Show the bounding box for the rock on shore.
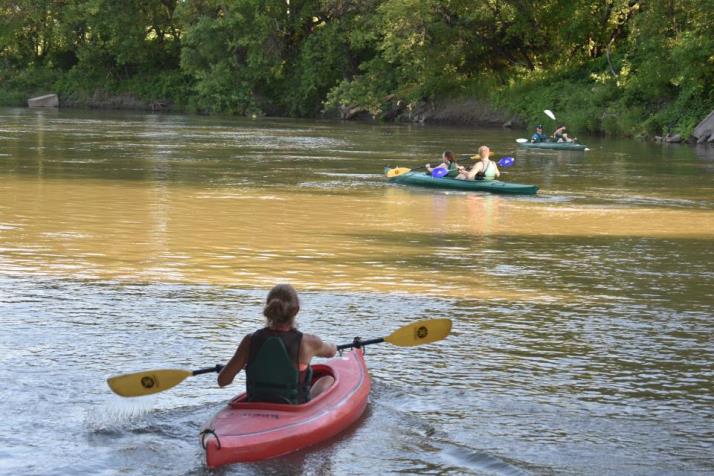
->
[692,110,714,143]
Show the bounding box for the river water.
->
[1,107,712,475]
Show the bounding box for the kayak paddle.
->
[431,167,449,178]
[337,318,452,350]
[388,157,514,179]
[107,318,452,397]
[516,138,529,143]
[498,156,515,167]
[458,155,515,167]
[544,109,556,120]
[107,364,224,397]
[385,166,414,178]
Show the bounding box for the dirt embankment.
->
[59,92,522,130]
[59,90,171,112]
[38,89,714,145]
[334,97,521,128]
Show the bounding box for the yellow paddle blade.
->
[107,369,192,397]
[386,167,411,178]
[384,318,452,347]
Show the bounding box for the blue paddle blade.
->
[432,167,448,178]
[498,156,515,168]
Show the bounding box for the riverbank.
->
[13,85,714,145]
[332,96,520,128]
[12,88,518,128]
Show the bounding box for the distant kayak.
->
[201,348,370,467]
[517,140,588,151]
[385,168,538,195]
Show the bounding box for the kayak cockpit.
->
[227,363,337,410]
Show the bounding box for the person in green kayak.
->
[455,145,500,181]
[553,125,577,143]
[530,124,548,143]
[425,150,459,177]
[218,284,337,403]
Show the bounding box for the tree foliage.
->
[0,0,712,136]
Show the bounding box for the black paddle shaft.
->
[192,364,224,376]
[336,337,384,351]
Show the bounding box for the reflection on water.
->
[2,178,713,301]
[1,108,713,475]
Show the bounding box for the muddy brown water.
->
[1,107,712,475]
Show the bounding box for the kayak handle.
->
[336,337,384,351]
[192,364,224,376]
[200,428,221,450]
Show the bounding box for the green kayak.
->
[517,140,587,151]
[385,169,538,195]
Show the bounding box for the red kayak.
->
[200,348,370,467]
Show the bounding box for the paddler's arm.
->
[218,334,250,387]
[303,334,337,360]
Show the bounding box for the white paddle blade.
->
[544,109,556,120]
[516,138,529,143]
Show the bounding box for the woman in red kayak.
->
[218,284,336,403]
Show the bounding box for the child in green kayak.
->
[553,125,577,143]
[218,284,337,403]
[425,150,459,177]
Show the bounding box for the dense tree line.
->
[1,0,712,136]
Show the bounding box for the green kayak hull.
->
[517,141,587,151]
[387,170,538,195]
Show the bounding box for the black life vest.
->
[245,328,311,404]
